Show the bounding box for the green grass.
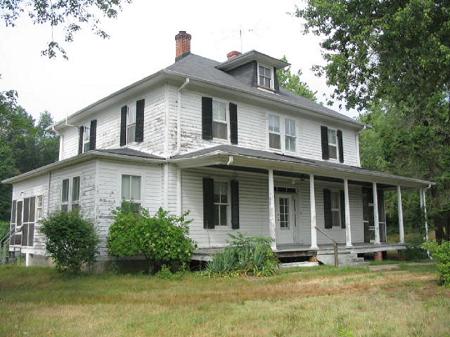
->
[0,264,449,337]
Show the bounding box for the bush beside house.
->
[40,211,99,273]
[422,241,450,286]
[107,202,196,274]
[207,233,279,276]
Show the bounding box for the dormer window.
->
[258,64,274,90]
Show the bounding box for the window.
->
[72,177,80,211]
[22,197,35,246]
[268,114,281,149]
[331,191,341,227]
[127,106,136,144]
[82,125,90,153]
[121,175,141,202]
[36,195,43,220]
[258,64,273,89]
[61,179,70,212]
[213,182,228,226]
[212,100,227,139]
[285,119,296,152]
[328,128,338,159]
[279,197,290,229]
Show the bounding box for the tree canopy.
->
[0,91,59,221]
[278,56,317,101]
[0,0,131,58]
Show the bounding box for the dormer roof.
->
[216,50,290,72]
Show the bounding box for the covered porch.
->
[171,145,432,260]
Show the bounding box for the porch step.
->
[316,252,368,267]
[279,261,319,269]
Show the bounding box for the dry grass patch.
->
[0,264,449,337]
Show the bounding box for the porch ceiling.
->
[171,145,433,189]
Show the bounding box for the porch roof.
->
[171,145,433,189]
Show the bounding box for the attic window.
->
[258,64,273,89]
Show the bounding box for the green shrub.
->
[422,241,450,286]
[107,202,196,273]
[207,233,278,276]
[0,220,9,239]
[41,211,99,273]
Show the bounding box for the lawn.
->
[0,263,449,337]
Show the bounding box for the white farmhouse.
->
[2,31,432,267]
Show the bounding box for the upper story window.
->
[327,128,338,159]
[285,119,296,152]
[212,100,227,139]
[82,125,90,153]
[214,181,228,226]
[127,106,136,144]
[121,175,141,203]
[268,114,281,149]
[258,64,274,89]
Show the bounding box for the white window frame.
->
[330,190,341,228]
[82,124,90,153]
[121,174,142,204]
[285,118,296,153]
[327,128,339,160]
[61,177,81,212]
[36,195,43,221]
[213,180,230,228]
[212,99,229,140]
[268,114,281,150]
[126,105,136,145]
[257,63,274,90]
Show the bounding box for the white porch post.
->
[268,169,277,250]
[397,185,405,244]
[344,178,352,247]
[420,188,429,241]
[373,182,381,244]
[310,174,318,249]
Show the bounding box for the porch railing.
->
[314,226,339,267]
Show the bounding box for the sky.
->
[0,0,355,123]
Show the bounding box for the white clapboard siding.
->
[59,86,166,160]
[181,168,365,248]
[173,87,361,166]
[95,160,163,254]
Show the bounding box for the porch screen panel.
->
[340,190,346,228]
[15,201,22,245]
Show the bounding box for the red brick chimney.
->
[175,31,191,60]
[227,50,241,60]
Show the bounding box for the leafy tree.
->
[108,203,196,273]
[297,0,450,112]
[0,0,131,58]
[0,91,59,221]
[298,1,450,241]
[278,56,317,101]
[41,211,99,273]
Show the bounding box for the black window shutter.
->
[323,188,332,229]
[340,190,346,228]
[78,126,84,154]
[135,99,145,143]
[120,105,127,146]
[203,178,215,229]
[229,103,238,145]
[321,126,329,160]
[231,180,239,229]
[337,129,344,163]
[202,97,213,140]
[89,120,97,150]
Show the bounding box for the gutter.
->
[175,78,190,155]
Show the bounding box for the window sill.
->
[257,86,276,93]
[207,226,232,231]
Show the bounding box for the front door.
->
[275,194,296,244]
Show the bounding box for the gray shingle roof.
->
[172,145,432,187]
[165,53,362,128]
[95,148,163,159]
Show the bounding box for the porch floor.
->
[192,242,407,261]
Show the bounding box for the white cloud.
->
[0,0,356,122]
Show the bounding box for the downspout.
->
[176,78,190,155]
